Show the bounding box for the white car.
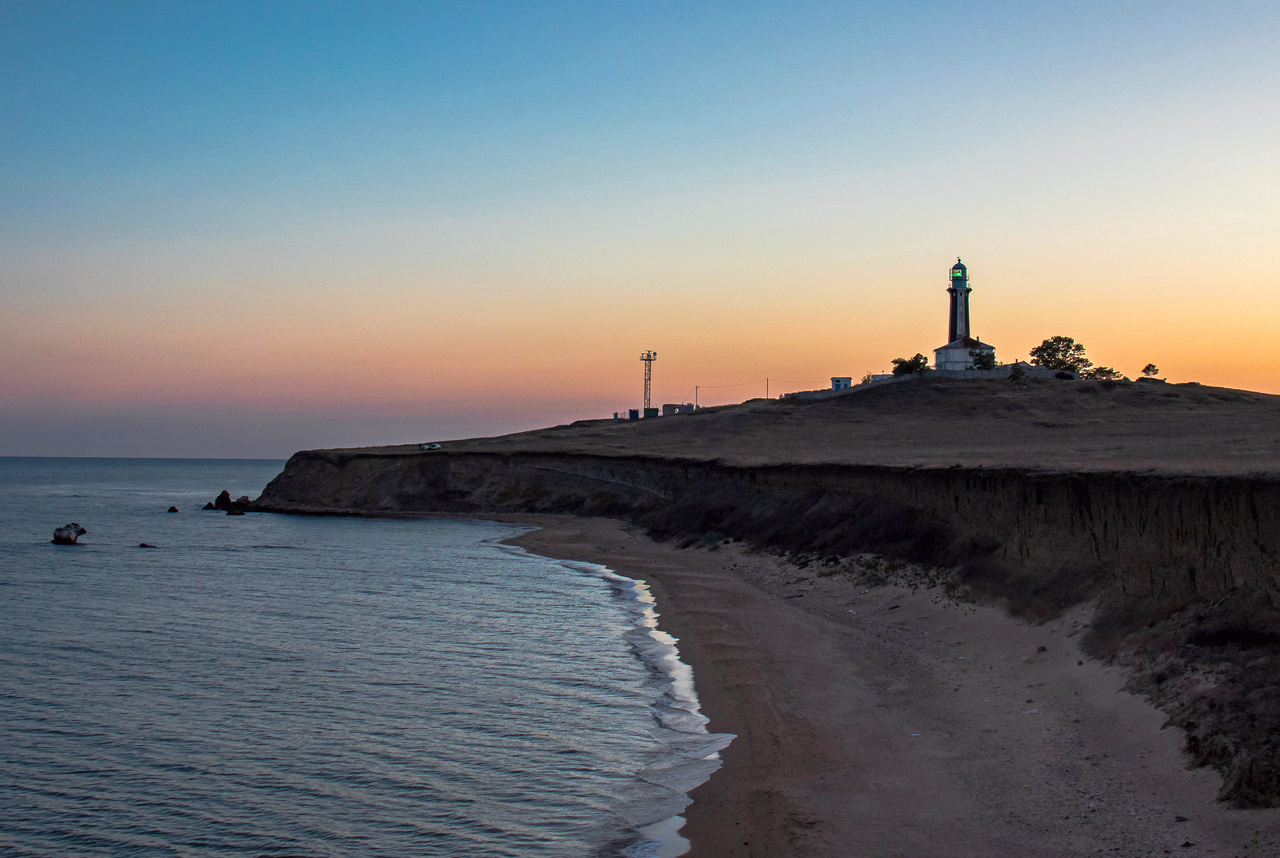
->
[418,443,442,451]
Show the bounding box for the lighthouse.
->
[933,257,997,371]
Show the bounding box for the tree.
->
[891,353,930,376]
[1085,366,1121,380]
[1029,336,1093,375]
[1009,363,1026,381]
[1142,363,1160,377]
[969,349,996,370]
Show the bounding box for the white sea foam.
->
[496,542,734,858]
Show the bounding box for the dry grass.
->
[429,377,1280,476]
[1083,584,1280,806]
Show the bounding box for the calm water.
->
[0,458,728,857]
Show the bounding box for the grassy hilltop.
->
[363,377,1280,476]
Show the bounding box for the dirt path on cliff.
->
[502,515,1280,858]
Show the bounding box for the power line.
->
[696,379,766,389]
[692,377,833,407]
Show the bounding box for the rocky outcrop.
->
[51,523,87,545]
[210,490,252,514]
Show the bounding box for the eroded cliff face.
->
[256,450,1280,605]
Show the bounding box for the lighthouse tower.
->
[933,257,997,371]
[947,258,971,342]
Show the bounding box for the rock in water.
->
[211,490,253,513]
[167,506,179,513]
[52,523,87,545]
[202,502,216,510]
[139,542,157,548]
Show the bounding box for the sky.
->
[2,1,1278,457]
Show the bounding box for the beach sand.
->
[503,515,1280,858]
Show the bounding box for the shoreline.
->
[500,514,1280,857]
[495,536,732,858]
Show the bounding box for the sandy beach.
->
[504,515,1280,858]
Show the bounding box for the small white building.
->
[831,377,853,390]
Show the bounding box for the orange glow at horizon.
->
[5,245,1279,425]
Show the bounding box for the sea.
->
[0,458,730,857]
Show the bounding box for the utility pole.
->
[640,351,657,414]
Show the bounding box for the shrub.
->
[891,353,930,376]
[969,349,997,370]
[1030,336,1094,374]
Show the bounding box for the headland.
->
[249,378,1280,854]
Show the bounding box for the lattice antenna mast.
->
[640,351,658,412]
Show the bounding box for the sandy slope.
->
[506,516,1280,858]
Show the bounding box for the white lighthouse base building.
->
[934,336,996,371]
